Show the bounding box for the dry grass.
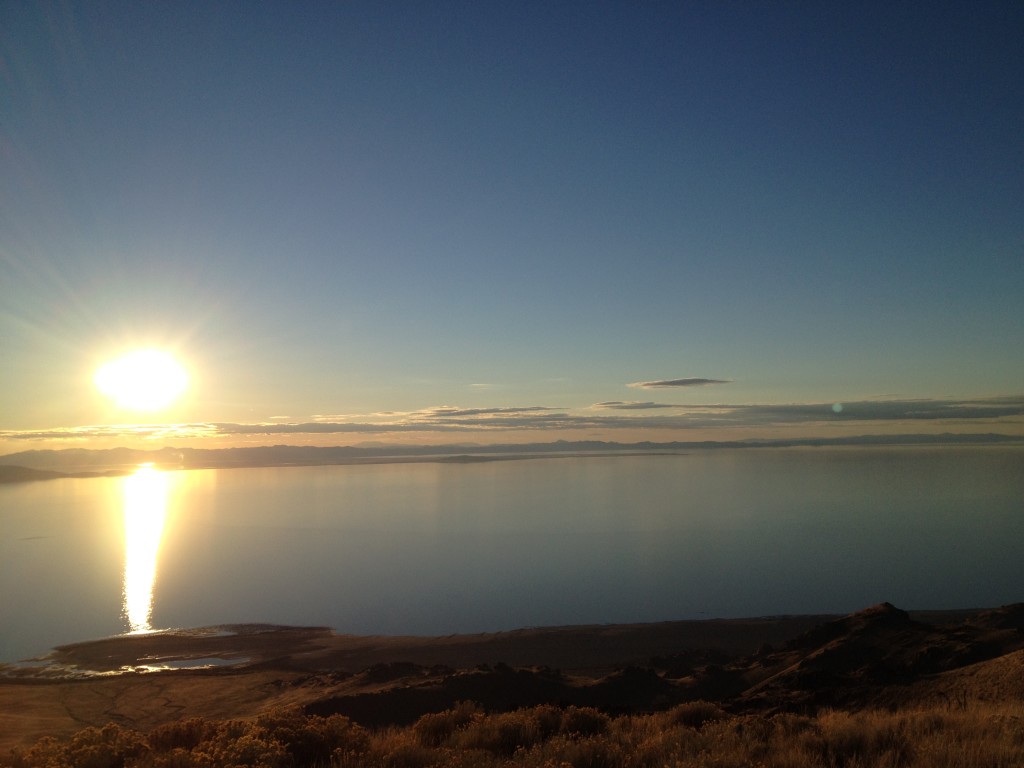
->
[5,700,1024,768]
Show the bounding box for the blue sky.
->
[2,1,1022,450]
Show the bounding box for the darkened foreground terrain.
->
[3,603,1024,766]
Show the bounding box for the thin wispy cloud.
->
[313,412,402,421]
[417,406,558,418]
[312,406,561,423]
[737,398,1024,424]
[0,423,222,441]
[211,422,457,434]
[629,378,732,389]
[594,401,681,410]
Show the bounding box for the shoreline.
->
[2,608,984,679]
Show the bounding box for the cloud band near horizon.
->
[2,396,1022,443]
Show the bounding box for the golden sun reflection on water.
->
[122,465,169,633]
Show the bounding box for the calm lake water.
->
[2,447,1023,663]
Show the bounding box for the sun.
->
[94,349,189,412]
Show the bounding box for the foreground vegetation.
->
[6,700,1024,768]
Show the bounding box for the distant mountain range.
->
[1,433,1020,478]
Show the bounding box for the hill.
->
[2,603,1023,754]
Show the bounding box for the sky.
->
[2,1,1023,453]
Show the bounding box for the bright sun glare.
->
[94,349,189,412]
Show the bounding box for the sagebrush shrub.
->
[413,702,482,747]
[8,700,1024,768]
[559,707,609,737]
[666,700,729,729]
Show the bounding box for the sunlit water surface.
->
[2,448,1022,662]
